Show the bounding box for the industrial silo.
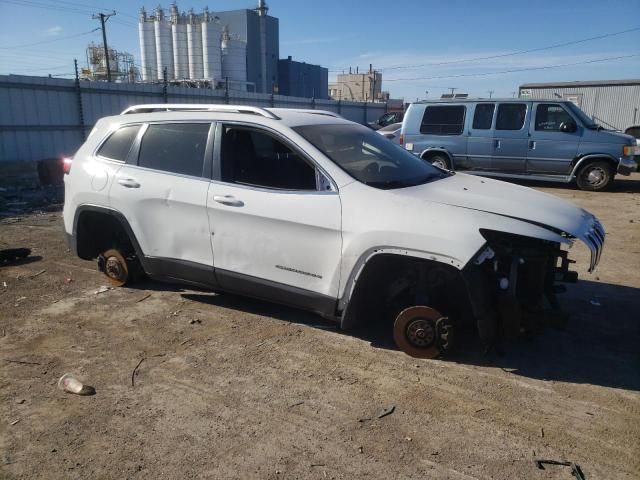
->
[138,8,157,81]
[221,28,247,85]
[186,10,204,79]
[170,3,188,79]
[201,8,222,82]
[154,6,174,80]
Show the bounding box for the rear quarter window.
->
[96,125,141,161]
[420,105,466,135]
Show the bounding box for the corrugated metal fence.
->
[0,74,388,168]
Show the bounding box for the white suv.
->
[63,104,605,358]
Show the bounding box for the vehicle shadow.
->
[183,278,640,391]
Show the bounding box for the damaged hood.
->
[401,173,594,237]
[397,173,605,271]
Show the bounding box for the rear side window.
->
[138,123,210,177]
[420,105,466,135]
[535,104,573,131]
[496,104,527,130]
[97,125,140,161]
[220,126,317,190]
[472,103,495,130]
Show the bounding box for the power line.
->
[380,26,640,71]
[383,53,640,82]
[0,28,99,49]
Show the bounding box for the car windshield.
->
[566,102,599,129]
[294,123,447,189]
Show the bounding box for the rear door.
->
[527,103,580,174]
[492,103,530,172]
[110,122,215,279]
[206,123,342,307]
[465,102,495,170]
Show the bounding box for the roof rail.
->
[268,108,343,118]
[120,104,281,119]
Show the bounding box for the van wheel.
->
[576,161,613,191]
[425,154,450,170]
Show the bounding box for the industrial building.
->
[329,67,384,102]
[278,56,328,99]
[519,79,640,131]
[138,1,278,93]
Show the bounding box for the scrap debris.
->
[377,405,396,419]
[131,358,145,387]
[534,459,586,480]
[58,373,96,396]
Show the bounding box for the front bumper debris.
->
[580,217,605,273]
[617,156,638,176]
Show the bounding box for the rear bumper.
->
[617,156,638,176]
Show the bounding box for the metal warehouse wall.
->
[520,84,640,131]
[0,74,388,172]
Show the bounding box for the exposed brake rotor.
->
[393,306,453,359]
[100,249,129,287]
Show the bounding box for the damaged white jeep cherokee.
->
[63,104,605,358]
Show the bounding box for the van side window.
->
[138,123,210,177]
[472,104,495,130]
[97,125,141,161]
[496,104,527,130]
[420,105,466,135]
[535,104,573,131]
[220,126,317,190]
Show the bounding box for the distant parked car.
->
[401,99,639,191]
[376,122,402,144]
[369,111,404,130]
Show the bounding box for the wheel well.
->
[420,150,450,162]
[342,254,473,329]
[574,156,617,173]
[76,210,135,260]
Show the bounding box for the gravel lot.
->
[1,174,639,479]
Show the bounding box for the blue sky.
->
[1,0,639,99]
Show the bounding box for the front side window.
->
[97,125,141,161]
[420,105,466,135]
[138,123,210,177]
[535,104,574,131]
[220,126,317,190]
[472,103,495,130]
[496,104,527,130]
[293,123,447,190]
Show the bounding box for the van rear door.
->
[492,103,529,172]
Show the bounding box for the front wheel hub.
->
[393,306,452,358]
[100,249,129,287]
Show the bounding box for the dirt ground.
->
[1,174,639,480]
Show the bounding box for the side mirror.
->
[560,121,577,133]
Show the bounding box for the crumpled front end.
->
[461,213,606,345]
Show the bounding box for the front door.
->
[465,102,495,170]
[527,103,580,174]
[206,123,342,310]
[492,103,530,172]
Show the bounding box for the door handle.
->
[494,139,502,149]
[213,195,244,207]
[117,178,140,188]
[529,140,536,150]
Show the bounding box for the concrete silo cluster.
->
[138,2,248,88]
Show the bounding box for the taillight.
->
[399,134,404,146]
[62,157,73,174]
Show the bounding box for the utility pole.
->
[449,87,457,97]
[92,11,116,82]
[488,90,494,99]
